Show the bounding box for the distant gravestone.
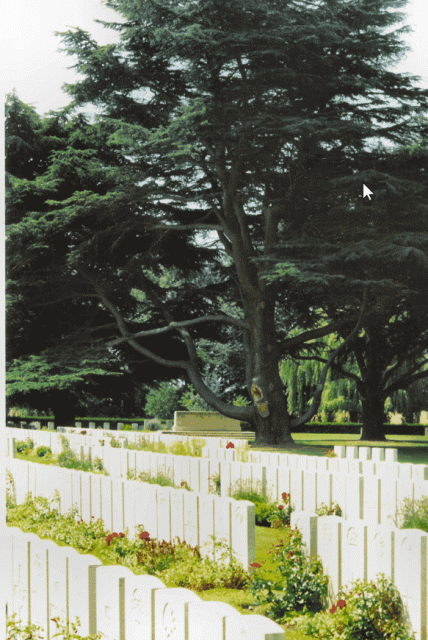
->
[173,411,241,432]
[103,422,110,430]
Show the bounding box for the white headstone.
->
[341,520,367,587]
[154,587,202,640]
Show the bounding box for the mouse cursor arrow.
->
[363,184,373,200]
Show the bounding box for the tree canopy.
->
[6,0,428,442]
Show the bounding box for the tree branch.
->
[384,359,428,396]
[107,314,250,347]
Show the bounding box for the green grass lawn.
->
[247,433,428,464]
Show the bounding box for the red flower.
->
[119,533,125,538]
[330,604,337,614]
[278,504,284,510]
[51,619,58,623]
[288,551,294,558]
[337,599,347,609]
[226,442,235,449]
[282,492,290,501]
[139,531,150,540]
[250,562,261,568]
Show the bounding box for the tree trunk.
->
[359,393,387,441]
[48,392,78,427]
[248,295,296,447]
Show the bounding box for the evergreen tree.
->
[8,0,428,443]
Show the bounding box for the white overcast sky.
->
[1,0,428,117]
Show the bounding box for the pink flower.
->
[226,442,235,449]
[282,492,290,501]
[330,604,337,614]
[139,531,150,540]
[250,562,261,568]
[278,504,284,510]
[337,599,347,609]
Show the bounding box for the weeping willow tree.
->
[280,331,428,427]
[280,331,363,424]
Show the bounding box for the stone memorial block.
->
[314,457,329,473]
[164,454,175,484]
[189,457,201,492]
[375,461,399,478]
[268,452,281,467]
[231,500,255,570]
[412,466,428,482]
[90,474,103,524]
[330,472,347,518]
[148,451,158,478]
[346,446,359,460]
[414,480,428,505]
[224,448,236,463]
[79,472,92,524]
[327,458,340,473]
[317,515,343,603]
[243,461,256,494]
[366,524,395,584]
[75,422,82,428]
[264,465,278,503]
[214,496,232,565]
[71,469,83,517]
[371,447,385,462]
[349,460,363,475]
[297,455,308,470]
[183,492,200,549]
[100,476,113,532]
[361,475,384,525]
[396,482,415,526]
[119,449,130,478]
[336,459,350,475]
[103,422,110,430]
[181,455,191,486]
[48,422,55,429]
[358,446,372,460]
[187,601,242,640]
[252,463,267,498]
[95,565,135,640]
[112,479,125,533]
[154,587,202,640]
[156,453,167,479]
[28,462,37,499]
[394,529,427,640]
[3,531,21,618]
[224,613,285,639]
[249,451,262,465]
[290,469,304,511]
[291,511,318,558]
[123,573,166,640]
[303,470,318,512]
[134,482,158,540]
[198,494,216,562]
[57,469,73,517]
[341,520,367,588]
[127,449,137,478]
[220,461,232,498]
[132,423,139,429]
[334,445,346,458]
[229,461,242,496]
[30,538,59,635]
[379,477,398,527]
[11,534,35,626]
[345,474,363,521]
[122,479,137,541]
[286,454,300,469]
[199,458,211,495]
[306,457,318,473]
[173,455,184,488]
[399,463,413,481]
[171,490,185,544]
[66,551,102,637]
[385,448,398,462]
[258,452,272,468]
[277,465,291,496]
[157,486,172,543]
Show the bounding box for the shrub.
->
[389,494,428,532]
[291,574,416,639]
[15,438,34,453]
[120,424,135,431]
[144,381,181,420]
[316,502,343,517]
[249,526,328,622]
[36,445,52,458]
[145,418,163,431]
[109,437,122,448]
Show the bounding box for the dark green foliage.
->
[144,382,182,420]
[6,0,428,443]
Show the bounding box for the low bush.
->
[15,438,34,453]
[290,574,416,639]
[36,445,52,458]
[145,418,163,431]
